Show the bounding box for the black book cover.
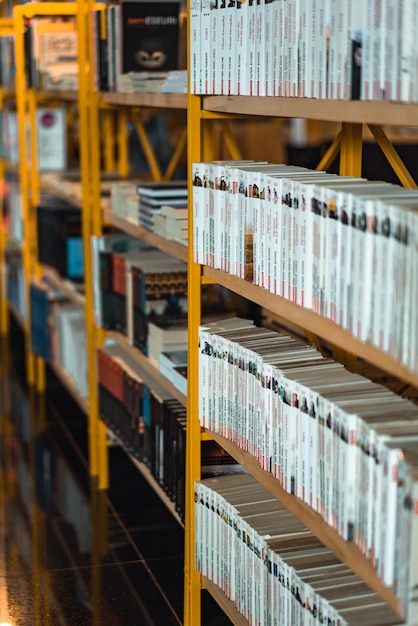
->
[120,1,180,74]
[99,250,116,330]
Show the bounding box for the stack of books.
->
[158,348,188,396]
[147,319,188,366]
[161,69,187,93]
[138,181,187,231]
[153,202,188,245]
[117,71,168,93]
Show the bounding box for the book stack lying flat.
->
[158,348,188,396]
[153,202,188,245]
[161,69,187,93]
[117,71,168,93]
[147,319,188,366]
[110,181,140,220]
[138,181,188,231]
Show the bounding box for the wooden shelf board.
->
[48,361,89,415]
[36,90,79,102]
[201,96,418,126]
[103,211,188,263]
[41,265,85,308]
[100,92,187,110]
[202,577,250,626]
[40,173,84,207]
[202,266,418,389]
[207,431,401,615]
[108,331,187,407]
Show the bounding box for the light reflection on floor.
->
[0,324,232,626]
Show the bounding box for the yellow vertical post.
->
[0,22,18,336]
[335,122,363,370]
[14,5,37,386]
[76,0,109,489]
[132,111,163,180]
[0,85,8,337]
[339,122,363,177]
[184,93,203,626]
[117,108,130,178]
[102,108,116,173]
[28,88,47,394]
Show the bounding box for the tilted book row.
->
[98,343,242,523]
[190,0,418,102]
[195,474,404,626]
[198,317,418,617]
[97,245,188,355]
[30,280,88,398]
[192,161,418,373]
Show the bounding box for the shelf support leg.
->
[316,130,342,172]
[163,127,187,181]
[339,122,363,177]
[368,124,418,188]
[133,112,163,181]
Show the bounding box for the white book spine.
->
[290,0,299,97]
[235,0,246,94]
[265,0,274,96]
[384,0,399,101]
[247,0,257,95]
[218,0,227,94]
[399,0,415,102]
[272,0,282,96]
[255,0,266,95]
[202,0,211,94]
[361,0,374,100]
[190,0,201,93]
[226,0,236,94]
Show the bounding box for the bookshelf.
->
[2,0,418,624]
[185,15,418,626]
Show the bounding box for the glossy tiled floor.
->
[0,320,233,625]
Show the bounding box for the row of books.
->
[0,4,185,94]
[195,473,405,626]
[93,1,183,93]
[0,35,14,90]
[30,279,88,398]
[97,245,188,355]
[6,251,26,321]
[193,160,418,373]
[98,343,240,522]
[3,178,24,244]
[198,317,418,611]
[190,0,417,102]
[0,108,67,171]
[37,192,84,283]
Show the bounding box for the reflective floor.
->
[0,318,232,625]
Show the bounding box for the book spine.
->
[190,0,202,93]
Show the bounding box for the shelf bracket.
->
[132,112,163,181]
[316,130,342,172]
[368,124,418,188]
[221,121,243,160]
[163,127,187,181]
